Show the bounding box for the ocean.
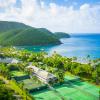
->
[18,34,100,59]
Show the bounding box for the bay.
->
[18,34,100,59]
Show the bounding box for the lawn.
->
[32,76,100,100]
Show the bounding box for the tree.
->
[56,70,65,84]
[92,62,100,85]
[0,63,10,78]
[0,85,15,100]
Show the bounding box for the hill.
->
[0,21,61,46]
[38,28,53,35]
[54,32,70,39]
[0,21,29,33]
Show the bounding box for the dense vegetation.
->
[0,59,34,100]
[0,79,15,100]
[0,21,28,33]
[54,32,70,38]
[0,28,61,46]
[0,21,61,46]
[0,47,100,99]
[0,47,100,85]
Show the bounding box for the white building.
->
[27,65,57,83]
[0,58,19,64]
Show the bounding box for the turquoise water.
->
[18,34,100,59]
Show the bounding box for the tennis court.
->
[31,89,61,100]
[32,76,100,100]
[19,79,45,90]
[11,71,27,77]
[11,71,30,81]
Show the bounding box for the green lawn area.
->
[11,71,27,77]
[19,79,45,90]
[32,76,100,100]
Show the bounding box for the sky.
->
[0,0,100,33]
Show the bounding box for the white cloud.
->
[80,4,90,10]
[0,0,16,8]
[0,0,100,33]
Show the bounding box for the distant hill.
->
[0,21,61,46]
[0,21,29,33]
[38,28,53,35]
[54,32,70,39]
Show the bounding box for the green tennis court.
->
[31,76,100,100]
[11,71,27,77]
[20,79,44,90]
[31,89,61,100]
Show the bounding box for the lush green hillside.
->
[0,21,61,46]
[38,28,53,35]
[0,21,29,33]
[54,32,70,39]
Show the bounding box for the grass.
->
[0,75,34,100]
[9,80,34,100]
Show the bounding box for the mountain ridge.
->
[0,21,61,46]
[0,21,70,46]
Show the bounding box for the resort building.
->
[0,58,19,64]
[27,65,57,83]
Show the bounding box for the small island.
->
[54,32,70,39]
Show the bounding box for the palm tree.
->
[0,64,9,78]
